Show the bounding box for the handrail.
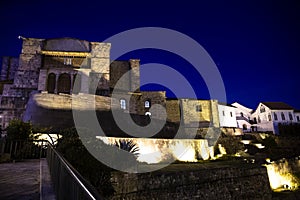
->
[47,143,104,200]
[0,139,48,159]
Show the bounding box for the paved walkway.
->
[0,159,55,200]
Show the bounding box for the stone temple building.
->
[0,37,223,138]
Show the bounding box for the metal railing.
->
[0,139,47,160]
[47,143,104,200]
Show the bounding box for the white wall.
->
[252,103,296,134]
[231,102,253,131]
[218,104,237,128]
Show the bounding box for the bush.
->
[6,119,33,140]
[56,128,114,197]
[261,136,277,150]
[216,134,244,155]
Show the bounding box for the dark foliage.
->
[216,133,244,155]
[114,139,140,157]
[56,128,115,197]
[279,123,300,136]
[6,119,33,140]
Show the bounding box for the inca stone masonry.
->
[0,37,233,137]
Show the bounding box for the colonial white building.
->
[231,102,253,132]
[218,103,241,135]
[251,102,297,134]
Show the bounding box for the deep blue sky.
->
[0,0,300,110]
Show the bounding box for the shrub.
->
[216,134,244,155]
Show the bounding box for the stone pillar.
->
[90,42,111,82]
[129,59,140,92]
[210,99,220,128]
[38,69,47,91]
[54,73,59,94]
[70,72,73,94]
[78,69,91,94]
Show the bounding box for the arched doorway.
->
[47,73,56,93]
[57,73,71,94]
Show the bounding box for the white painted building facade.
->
[231,102,253,132]
[218,103,237,128]
[217,103,243,135]
[251,102,297,134]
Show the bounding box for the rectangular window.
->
[230,112,233,117]
[281,112,285,120]
[196,105,202,112]
[222,111,225,116]
[289,112,293,121]
[274,113,278,121]
[64,58,72,65]
[268,114,272,121]
[297,116,300,122]
[120,99,126,110]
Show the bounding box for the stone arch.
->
[47,73,56,93]
[57,73,71,94]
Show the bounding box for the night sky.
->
[0,0,299,110]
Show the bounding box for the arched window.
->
[242,124,247,130]
[260,106,265,113]
[145,100,151,108]
[72,73,81,94]
[120,99,126,110]
[281,112,285,120]
[47,73,56,93]
[258,116,261,123]
[253,117,257,124]
[240,112,244,117]
[57,73,71,94]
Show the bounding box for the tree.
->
[114,139,140,157]
[56,127,115,197]
[6,119,33,140]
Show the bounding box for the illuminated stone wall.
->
[166,99,181,122]
[0,37,150,128]
[98,136,214,163]
[0,38,44,127]
[0,57,19,81]
[111,164,272,199]
[165,99,220,128]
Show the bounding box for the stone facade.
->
[0,57,19,81]
[0,37,149,129]
[0,37,222,136]
[111,163,272,200]
[166,99,220,128]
